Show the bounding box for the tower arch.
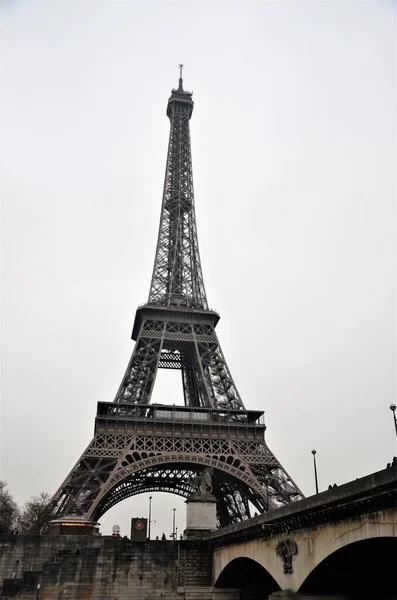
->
[86,454,272,524]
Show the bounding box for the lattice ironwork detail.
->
[114,318,245,411]
[148,80,207,310]
[49,424,302,523]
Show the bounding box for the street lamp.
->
[390,404,397,438]
[171,508,176,540]
[148,496,152,540]
[311,449,319,494]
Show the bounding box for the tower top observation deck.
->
[167,64,194,119]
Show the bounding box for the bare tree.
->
[0,481,19,534]
[17,492,53,534]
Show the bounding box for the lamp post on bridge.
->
[390,404,397,439]
[148,496,152,540]
[171,508,176,540]
[312,449,319,494]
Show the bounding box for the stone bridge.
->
[211,465,397,599]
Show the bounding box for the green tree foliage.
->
[17,492,53,534]
[0,481,19,534]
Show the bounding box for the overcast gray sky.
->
[1,0,396,538]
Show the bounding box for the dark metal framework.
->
[48,71,303,526]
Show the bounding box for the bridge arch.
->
[293,508,397,590]
[214,557,281,599]
[299,537,397,598]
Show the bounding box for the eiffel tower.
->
[48,68,303,527]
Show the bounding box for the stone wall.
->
[0,535,214,600]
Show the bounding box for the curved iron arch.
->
[97,466,197,517]
[88,455,269,524]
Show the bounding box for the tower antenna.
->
[178,63,184,90]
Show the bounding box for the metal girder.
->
[114,318,246,411]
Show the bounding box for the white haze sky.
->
[1,0,396,539]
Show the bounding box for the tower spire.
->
[178,63,184,91]
[149,65,203,309]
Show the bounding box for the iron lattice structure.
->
[48,73,303,526]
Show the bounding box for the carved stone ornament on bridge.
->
[276,539,298,574]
